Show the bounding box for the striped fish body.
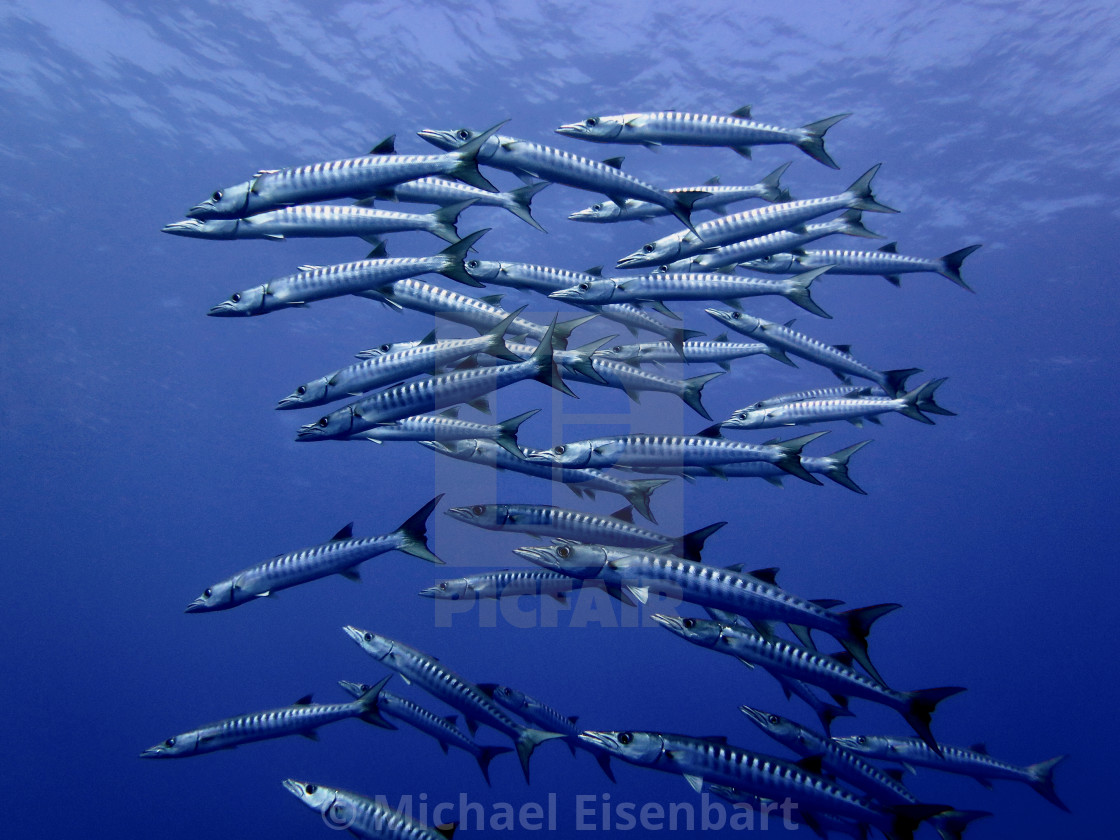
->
[570,172,789,223]
[560,110,826,151]
[558,271,813,305]
[723,396,908,429]
[343,685,483,758]
[769,247,945,278]
[836,736,1037,785]
[346,412,518,446]
[536,433,789,470]
[420,569,583,601]
[285,782,451,840]
[447,503,682,551]
[169,204,453,241]
[386,176,509,208]
[596,338,771,367]
[746,384,885,409]
[488,685,580,741]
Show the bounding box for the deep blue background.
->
[1,1,1115,837]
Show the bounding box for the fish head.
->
[522,441,594,468]
[446,503,510,529]
[417,126,486,152]
[140,730,199,758]
[555,115,625,141]
[187,181,252,219]
[296,406,354,441]
[579,730,664,766]
[705,307,761,336]
[568,200,623,222]
[650,614,723,648]
[512,541,606,579]
[719,407,767,430]
[276,377,330,409]
[549,279,615,304]
[161,218,237,239]
[489,684,530,714]
[741,254,797,274]
[617,237,681,269]
[283,779,341,816]
[343,625,394,660]
[185,578,237,613]
[359,339,421,359]
[208,285,267,317]
[739,706,805,743]
[418,578,475,600]
[462,258,502,284]
[658,256,704,274]
[830,734,894,757]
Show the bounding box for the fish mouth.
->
[650,613,684,632]
[512,546,554,568]
[282,779,308,798]
[207,302,242,317]
[554,123,583,137]
[184,599,207,614]
[704,307,733,322]
[830,735,860,749]
[520,451,560,464]
[567,209,595,221]
[139,744,167,758]
[616,253,655,269]
[416,128,458,150]
[296,423,329,440]
[444,507,473,522]
[341,625,367,646]
[161,219,203,236]
[416,585,441,598]
[578,731,613,750]
[547,288,582,301]
[275,394,306,410]
[185,202,213,219]
[738,706,771,728]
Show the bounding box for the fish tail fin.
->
[494,409,540,458]
[815,701,856,735]
[354,674,395,728]
[769,431,830,486]
[483,306,527,362]
[669,190,709,234]
[796,113,849,169]
[505,181,549,232]
[667,327,705,359]
[835,208,883,239]
[672,520,728,562]
[476,745,514,786]
[936,244,982,292]
[515,728,565,783]
[886,804,953,840]
[393,494,445,564]
[681,371,725,420]
[429,198,477,243]
[915,377,955,416]
[450,120,507,192]
[437,228,490,287]
[758,162,793,202]
[563,335,613,383]
[930,809,993,840]
[882,367,922,397]
[784,266,833,318]
[819,440,872,494]
[839,603,902,685]
[901,687,967,755]
[1026,754,1070,811]
[529,318,578,398]
[623,478,672,524]
[846,163,900,213]
[551,313,597,350]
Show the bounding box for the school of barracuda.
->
[151,106,1068,839]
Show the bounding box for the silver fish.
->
[184,496,443,612]
[721,379,951,429]
[594,334,777,370]
[372,177,549,231]
[348,408,539,458]
[284,780,455,840]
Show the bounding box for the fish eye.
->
[467,260,479,268]
[856,736,867,745]
[578,283,589,291]
[732,312,741,319]
[203,588,212,597]
[643,244,655,253]
[592,204,601,211]
[682,618,695,629]
[438,582,447,590]
[296,386,306,395]
[211,190,222,201]
[557,546,571,558]
[231,293,241,303]
[612,345,622,352]
[457,129,470,140]
[318,417,329,427]
[768,714,780,724]
[553,445,566,454]
[363,633,372,642]
[305,784,317,794]
[585,117,597,127]
[165,737,176,746]
[619,732,632,745]
[471,505,485,515]
[502,687,512,696]
[379,344,390,352]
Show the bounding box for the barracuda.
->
[658,210,881,273]
[743,242,982,291]
[446,502,725,562]
[675,440,873,494]
[343,627,562,782]
[348,408,538,457]
[373,177,549,231]
[285,780,456,840]
[417,125,706,232]
[569,164,792,222]
[616,166,896,269]
[419,568,595,602]
[140,677,391,757]
[743,383,886,409]
[184,496,443,612]
[578,730,950,840]
[550,266,832,319]
[419,438,670,524]
[295,320,577,442]
[516,542,897,685]
[557,108,848,168]
[525,430,828,485]
[462,258,703,349]
[654,614,963,753]
[164,201,473,244]
[832,735,1070,812]
[594,334,776,370]
[206,232,488,317]
[276,312,523,410]
[721,379,952,430]
[706,308,920,397]
[338,681,512,784]
[479,683,616,781]
[186,123,505,220]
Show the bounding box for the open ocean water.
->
[1,1,1116,837]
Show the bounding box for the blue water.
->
[1,1,1114,837]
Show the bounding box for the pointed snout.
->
[555,123,583,136]
[416,128,456,150]
[547,288,583,301]
[616,253,650,269]
[282,778,308,798]
[139,744,166,758]
[207,302,241,317]
[342,625,367,646]
[738,706,771,728]
[161,219,201,236]
[578,731,612,749]
[184,598,207,614]
[650,613,683,632]
[512,546,553,568]
[275,394,305,410]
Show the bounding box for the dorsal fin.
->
[602,157,625,169]
[365,240,388,259]
[331,523,354,541]
[748,567,780,586]
[829,650,855,667]
[418,329,438,346]
[435,824,457,840]
[713,333,728,343]
[695,424,724,438]
[583,266,604,277]
[478,294,504,307]
[609,505,634,522]
[294,694,314,705]
[877,241,898,253]
[795,755,825,776]
[783,319,797,328]
[832,344,852,354]
[437,407,460,419]
[730,105,753,119]
[703,175,722,186]
[809,598,844,609]
[369,135,396,155]
[970,743,989,755]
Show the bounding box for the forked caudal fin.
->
[353,674,394,728]
[769,430,830,485]
[783,266,833,319]
[681,371,724,420]
[900,686,967,756]
[623,478,672,524]
[838,602,902,687]
[1026,754,1070,812]
[846,163,899,214]
[819,440,872,494]
[672,520,727,563]
[449,120,508,193]
[393,494,445,564]
[796,113,849,170]
[475,745,514,786]
[438,228,491,287]
[515,728,566,783]
[937,244,982,292]
[505,181,549,232]
[930,809,992,840]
